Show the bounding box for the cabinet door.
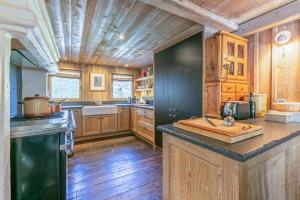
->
[204,82,221,118]
[235,40,247,80]
[222,35,248,81]
[83,116,101,136]
[101,114,117,133]
[131,107,137,132]
[72,109,83,137]
[118,107,130,131]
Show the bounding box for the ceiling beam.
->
[71,0,87,62]
[153,24,202,53]
[235,0,300,36]
[138,0,238,32]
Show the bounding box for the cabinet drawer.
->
[137,115,153,125]
[136,126,154,142]
[235,83,248,93]
[221,83,235,93]
[145,109,154,119]
[221,93,235,102]
[136,108,146,117]
[235,93,247,101]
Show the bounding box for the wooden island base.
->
[163,134,300,200]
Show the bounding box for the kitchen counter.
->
[10,110,75,138]
[157,118,300,162]
[62,103,154,110]
[160,118,300,199]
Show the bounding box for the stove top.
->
[11,112,65,122]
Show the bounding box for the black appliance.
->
[154,32,203,147]
[222,101,250,120]
[10,111,74,200]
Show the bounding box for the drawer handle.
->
[228,87,231,90]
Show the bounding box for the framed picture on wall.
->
[90,73,105,91]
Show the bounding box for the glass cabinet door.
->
[222,36,247,80]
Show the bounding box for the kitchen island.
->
[158,119,300,200]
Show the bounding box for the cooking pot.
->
[49,98,68,114]
[23,95,51,118]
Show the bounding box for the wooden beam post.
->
[139,0,238,32]
[235,0,300,36]
[0,30,11,200]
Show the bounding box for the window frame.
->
[111,73,135,100]
[48,70,82,101]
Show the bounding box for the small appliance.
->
[222,101,250,120]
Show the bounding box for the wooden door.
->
[204,82,221,118]
[82,116,101,136]
[69,109,82,137]
[131,107,137,132]
[101,114,117,133]
[118,107,130,131]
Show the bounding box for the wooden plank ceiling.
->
[45,0,201,68]
[189,0,295,23]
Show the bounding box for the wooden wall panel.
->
[247,19,300,109]
[59,62,140,101]
[272,21,300,102]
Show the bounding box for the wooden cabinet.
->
[83,114,118,136]
[131,107,137,132]
[133,107,155,148]
[205,31,249,117]
[206,31,248,82]
[83,116,101,136]
[117,106,130,131]
[101,114,117,133]
[163,132,300,200]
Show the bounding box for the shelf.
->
[135,75,154,82]
[136,88,153,92]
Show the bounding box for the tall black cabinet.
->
[154,32,203,147]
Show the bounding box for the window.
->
[50,70,81,99]
[112,74,134,99]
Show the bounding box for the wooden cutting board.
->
[173,118,263,143]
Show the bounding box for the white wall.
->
[22,69,48,98]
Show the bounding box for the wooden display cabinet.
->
[205,31,249,117]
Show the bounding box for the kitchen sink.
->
[82,105,118,116]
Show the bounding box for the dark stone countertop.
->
[10,110,75,138]
[62,103,154,110]
[157,118,300,162]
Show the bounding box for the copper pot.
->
[50,104,61,114]
[23,95,51,118]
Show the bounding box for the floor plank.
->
[68,137,162,200]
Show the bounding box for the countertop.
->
[157,118,300,162]
[62,103,154,110]
[10,110,75,138]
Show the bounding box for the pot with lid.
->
[23,94,51,118]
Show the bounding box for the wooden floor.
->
[67,136,162,200]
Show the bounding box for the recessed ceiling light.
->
[119,34,125,40]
